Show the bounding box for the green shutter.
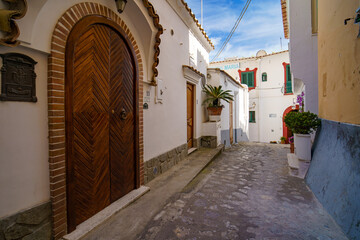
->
[242,71,255,88]
[262,73,267,82]
[241,72,248,85]
[249,111,255,123]
[285,65,292,93]
[249,72,254,87]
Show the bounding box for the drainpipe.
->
[258,58,262,142]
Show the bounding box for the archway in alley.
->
[282,106,299,143]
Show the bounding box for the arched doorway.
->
[282,105,299,143]
[65,15,139,231]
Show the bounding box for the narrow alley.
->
[136,143,347,240]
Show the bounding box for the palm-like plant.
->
[202,84,234,107]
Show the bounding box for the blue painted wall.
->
[306,119,360,240]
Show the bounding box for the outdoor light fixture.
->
[115,0,127,13]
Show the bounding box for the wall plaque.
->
[0,53,37,102]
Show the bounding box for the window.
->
[249,111,256,123]
[311,0,318,34]
[262,72,267,82]
[241,71,255,88]
[283,63,292,94]
[238,68,258,90]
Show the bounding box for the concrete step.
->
[287,153,311,179]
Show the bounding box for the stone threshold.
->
[62,186,150,240]
[187,147,197,155]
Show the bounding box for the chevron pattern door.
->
[66,23,136,231]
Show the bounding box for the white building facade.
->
[281,0,318,114]
[206,68,249,147]
[210,50,297,143]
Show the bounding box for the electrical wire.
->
[211,0,252,62]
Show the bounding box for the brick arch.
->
[47,3,144,238]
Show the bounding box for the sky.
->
[185,0,289,62]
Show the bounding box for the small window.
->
[241,71,255,88]
[249,111,256,123]
[262,72,267,82]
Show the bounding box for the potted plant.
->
[202,84,234,122]
[280,136,286,144]
[284,111,321,160]
[288,136,294,153]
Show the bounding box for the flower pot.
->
[207,106,223,122]
[290,142,294,153]
[294,133,311,161]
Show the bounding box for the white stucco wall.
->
[143,0,210,160]
[210,51,295,143]
[206,69,248,145]
[0,46,50,218]
[288,0,318,114]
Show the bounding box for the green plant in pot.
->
[280,136,286,144]
[284,111,321,134]
[202,84,234,121]
[284,111,321,160]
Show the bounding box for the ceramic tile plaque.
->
[0,53,37,102]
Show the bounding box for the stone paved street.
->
[137,143,348,240]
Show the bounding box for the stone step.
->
[287,153,311,179]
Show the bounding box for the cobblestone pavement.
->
[137,142,348,240]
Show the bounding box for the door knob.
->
[120,108,127,120]
[112,109,115,114]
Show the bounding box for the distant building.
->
[210,50,297,143]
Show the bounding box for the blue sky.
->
[185,0,289,61]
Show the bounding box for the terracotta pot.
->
[207,106,223,115]
[290,142,294,153]
[207,106,223,122]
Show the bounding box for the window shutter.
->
[262,73,267,82]
[285,65,292,93]
[249,72,254,88]
[242,73,248,85]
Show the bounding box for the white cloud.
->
[210,36,222,46]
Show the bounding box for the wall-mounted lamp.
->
[115,0,127,13]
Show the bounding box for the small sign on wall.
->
[269,114,277,118]
[0,53,37,102]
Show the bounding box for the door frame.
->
[229,101,233,144]
[186,82,196,149]
[47,2,144,235]
[65,15,140,231]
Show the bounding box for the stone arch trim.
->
[142,0,163,86]
[47,3,144,239]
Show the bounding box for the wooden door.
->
[66,18,137,231]
[229,101,233,144]
[187,83,194,149]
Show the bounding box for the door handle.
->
[120,108,127,120]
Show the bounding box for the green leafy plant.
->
[284,111,321,134]
[202,84,234,107]
[280,136,286,141]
